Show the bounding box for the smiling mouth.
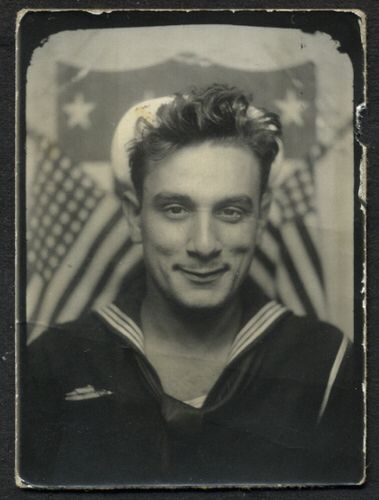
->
[178,266,228,283]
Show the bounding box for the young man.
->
[20,85,362,487]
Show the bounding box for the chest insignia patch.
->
[65,384,113,401]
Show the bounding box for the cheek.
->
[220,221,259,253]
[141,215,188,256]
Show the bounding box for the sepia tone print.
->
[17,13,365,489]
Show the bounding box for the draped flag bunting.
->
[26,55,326,341]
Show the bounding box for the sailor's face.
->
[138,141,263,310]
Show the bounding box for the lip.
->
[178,266,228,283]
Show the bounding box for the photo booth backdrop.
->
[24,25,354,341]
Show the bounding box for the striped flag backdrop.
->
[251,157,326,319]
[26,133,143,342]
[26,54,327,341]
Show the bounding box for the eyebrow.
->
[214,196,254,211]
[152,193,195,208]
[152,192,254,210]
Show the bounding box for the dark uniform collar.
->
[113,264,270,325]
[94,267,289,427]
[96,266,288,363]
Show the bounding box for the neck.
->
[141,281,242,357]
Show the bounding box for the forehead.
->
[143,142,262,202]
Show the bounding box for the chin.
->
[169,290,233,312]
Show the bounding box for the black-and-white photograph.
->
[17,11,365,489]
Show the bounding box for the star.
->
[63,93,96,129]
[274,90,308,126]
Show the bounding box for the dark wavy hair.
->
[128,84,281,199]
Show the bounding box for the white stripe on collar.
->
[228,301,288,364]
[96,300,287,363]
[96,303,144,354]
[317,334,349,423]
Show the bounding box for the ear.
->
[256,191,272,244]
[122,190,143,244]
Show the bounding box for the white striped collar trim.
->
[317,334,349,423]
[96,300,288,363]
[228,301,288,364]
[96,303,145,355]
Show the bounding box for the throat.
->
[141,295,242,402]
[145,350,229,402]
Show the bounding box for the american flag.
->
[251,158,326,319]
[26,133,142,342]
[26,55,327,341]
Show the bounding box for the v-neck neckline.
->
[95,287,288,411]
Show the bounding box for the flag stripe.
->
[92,246,143,309]
[249,260,276,298]
[26,274,44,319]
[268,223,318,317]
[254,247,276,278]
[27,282,50,336]
[281,223,325,318]
[80,240,135,313]
[27,198,120,339]
[279,245,317,317]
[276,264,306,316]
[48,210,123,323]
[295,218,325,286]
[259,225,280,262]
[54,220,131,323]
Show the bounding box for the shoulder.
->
[26,311,119,376]
[257,312,357,431]
[29,311,110,348]
[264,311,352,384]
[274,312,349,353]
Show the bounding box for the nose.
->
[186,212,222,260]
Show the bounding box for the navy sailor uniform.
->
[19,276,363,487]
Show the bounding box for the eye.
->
[163,204,190,219]
[216,207,245,222]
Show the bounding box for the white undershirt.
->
[184,394,207,409]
